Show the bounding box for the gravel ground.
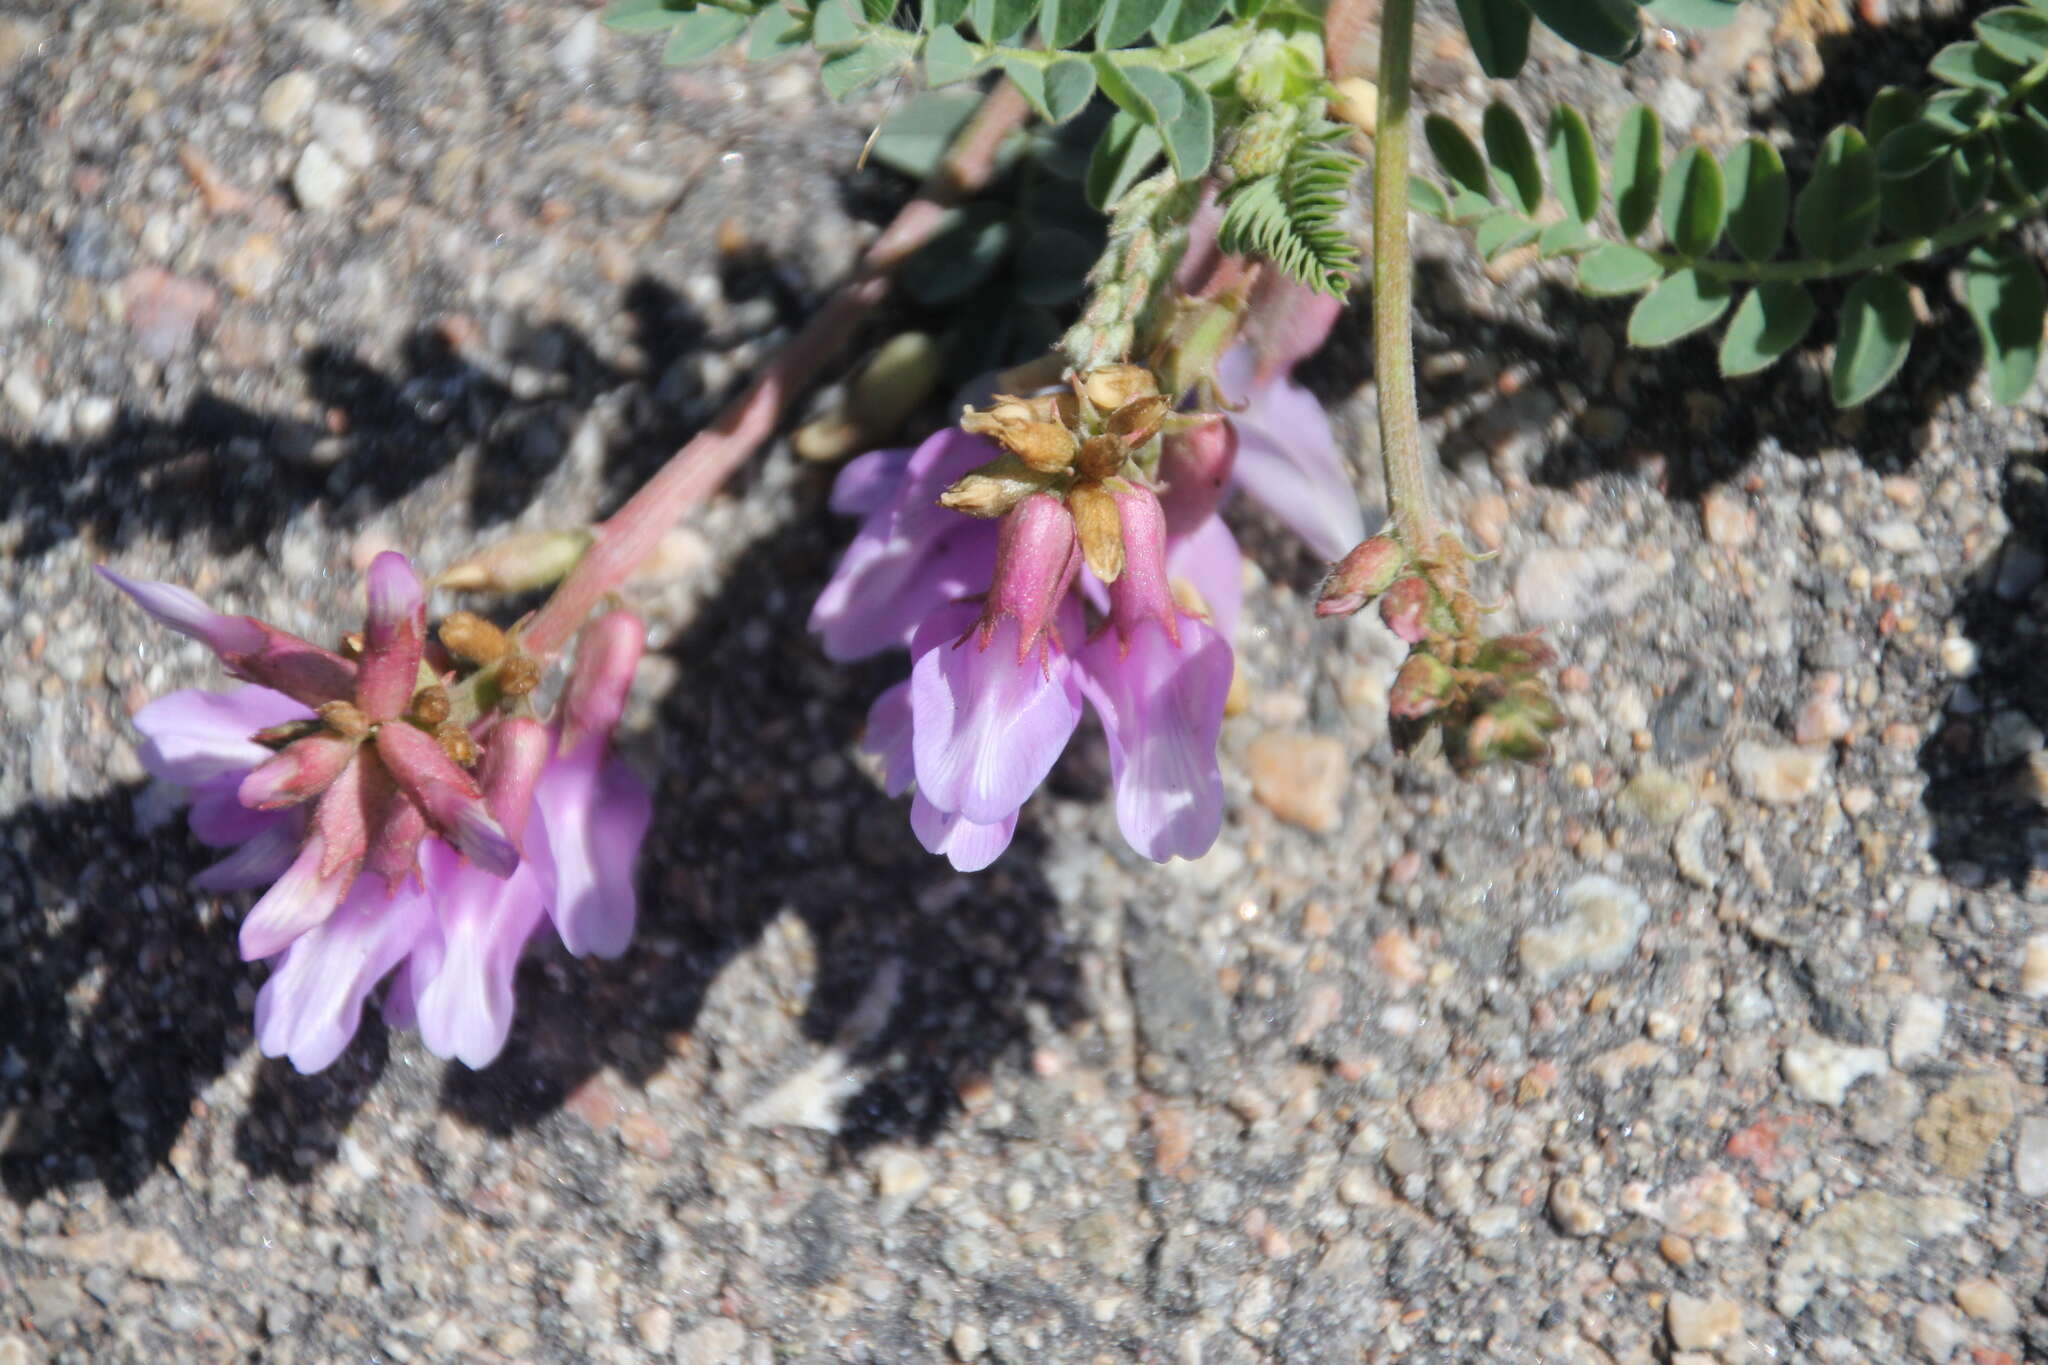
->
[7,0,2048,1362]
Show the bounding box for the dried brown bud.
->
[960,405,1078,474]
[253,718,326,748]
[940,452,1055,519]
[1081,364,1158,413]
[439,610,510,665]
[1106,395,1171,448]
[316,699,371,740]
[1075,433,1126,483]
[436,528,594,594]
[435,721,480,767]
[1068,481,1125,584]
[497,653,542,697]
[410,685,451,726]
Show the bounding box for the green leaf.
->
[1482,102,1543,214]
[1576,242,1664,295]
[971,0,1036,42]
[1659,145,1725,257]
[1961,243,2046,403]
[1952,137,1996,212]
[1456,0,1534,78]
[1410,176,1451,219]
[902,206,1012,304]
[1831,273,1914,406]
[1794,126,1878,259]
[1425,115,1492,201]
[1928,41,2026,92]
[1875,120,1958,178]
[862,0,898,23]
[1015,227,1100,306]
[1538,217,1594,257]
[1977,6,2048,65]
[1042,0,1109,45]
[1921,89,1992,137]
[927,0,971,23]
[603,0,688,33]
[1475,212,1541,259]
[1043,57,1098,122]
[1645,0,1740,25]
[819,43,905,97]
[814,0,862,46]
[1085,110,1163,209]
[1722,139,1788,262]
[1866,87,1920,147]
[1448,187,1495,223]
[923,25,983,84]
[1521,0,1642,61]
[1882,152,1955,238]
[1096,0,1169,47]
[1718,282,1816,377]
[1627,268,1731,347]
[1547,106,1600,223]
[1160,73,1215,180]
[662,7,748,64]
[1093,58,1183,129]
[1613,104,1663,239]
[866,89,981,178]
[746,2,811,59]
[1229,0,1268,17]
[1999,115,2048,197]
[1155,0,1228,43]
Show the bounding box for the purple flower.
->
[1216,346,1365,562]
[105,557,653,1073]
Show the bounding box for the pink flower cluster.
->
[811,348,1361,870]
[101,555,650,1072]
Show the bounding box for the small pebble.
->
[1245,731,1346,833]
[1782,1037,1886,1107]
[260,71,317,131]
[292,141,353,211]
[1666,1294,1740,1351]
[1953,1276,2017,1332]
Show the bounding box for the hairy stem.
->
[1365,0,1437,551]
[520,82,1031,658]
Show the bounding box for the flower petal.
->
[238,834,357,960]
[253,874,433,1073]
[1218,348,1364,562]
[192,817,305,891]
[909,793,1016,872]
[862,681,915,797]
[534,747,651,959]
[1167,515,1244,641]
[810,522,998,662]
[97,566,266,657]
[1077,615,1233,862]
[131,687,312,785]
[355,551,427,721]
[829,446,914,516]
[412,839,548,1068]
[375,721,517,878]
[910,613,1083,826]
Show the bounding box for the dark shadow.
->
[0,791,247,1202]
[437,504,1086,1153]
[4,276,709,558]
[1919,454,2048,889]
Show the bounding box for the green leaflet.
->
[1831,273,1915,406]
[1546,107,1599,224]
[1456,0,1534,78]
[1722,139,1788,262]
[1482,102,1543,214]
[1659,145,1725,257]
[1961,244,2046,403]
[1794,126,1878,259]
[1576,243,1663,296]
[1718,282,1816,377]
[1613,105,1662,240]
[1627,269,1731,347]
[662,8,749,65]
[602,0,689,32]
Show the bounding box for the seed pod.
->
[1107,395,1171,448]
[411,684,452,726]
[1081,364,1158,413]
[496,653,541,697]
[1075,433,1126,483]
[940,452,1055,519]
[435,721,480,767]
[316,699,372,740]
[438,610,510,665]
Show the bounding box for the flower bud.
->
[238,733,359,810]
[959,405,1078,474]
[1067,481,1125,585]
[978,493,1080,658]
[411,685,451,726]
[315,699,371,740]
[939,452,1054,519]
[356,551,427,723]
[496,653,542,697]
[1156,416,1237,537]
[436,721,480,767]
[1081,364,1159,413]
[1100,483,1179,644]
[561,610,645,757]
[1074,433,1126,483]
[1387,653,1457,721]
[478,716,550,846]
[1378,576,1433,644]
[439,610,509,665]
[436,528,594,594]
[1317,535,1408,618]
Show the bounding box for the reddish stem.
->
[522,82,1032,658]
